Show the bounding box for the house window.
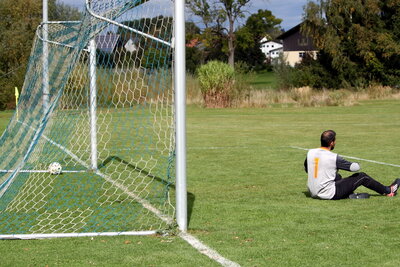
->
[271,45,274,48]
[298,38,308,46]
[299,52,305,58]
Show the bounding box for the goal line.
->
[0,170,86,173]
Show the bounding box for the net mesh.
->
[0,0,176,236]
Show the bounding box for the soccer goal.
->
[0,0,186,239]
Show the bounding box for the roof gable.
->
[276,23,301,40]
[95,34,120,53]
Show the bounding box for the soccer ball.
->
[48,162,62,175]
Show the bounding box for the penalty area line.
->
[289,146,400,168]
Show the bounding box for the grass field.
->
[1,99,400,266]
[249,70,277,90]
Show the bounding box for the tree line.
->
[185,0,283,72]
[0,0,81,110]
[0,0,398,110]
[186,0,400,89]
[300,0,400,88]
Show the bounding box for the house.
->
[276,23,317,66]
[95,33,139,54]
[94,33,141,67]
[124,38,139,53]
[260,37,283,59]
[95,33,120,53]
[186,38,201,48]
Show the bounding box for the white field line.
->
[0,231,157,240]
[93,169,174,225]
[96,169,241,266]
[179,232,241,267]
[14,121,240,267]
[289,146,400,168]
[17,120,88,167]
[0,170,86,173]
[189,146,251,150]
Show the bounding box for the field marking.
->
[189,146,251,150]
[0,231,157,240]
[289,146,400,168]
[179,232,240,267]
[11,122,240,267]
[0,169,86,173]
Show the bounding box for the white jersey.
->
[305,148,360,199]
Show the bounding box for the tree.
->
[49,1,82,21]
[235,9,282,69]
[0,0,82,109]
[302,0,400,87]
[219,0,251,67]
[186,0,253,67]
[185,22,203,73]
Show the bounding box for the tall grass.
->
[63,62,173,109]
[65,63,400,109]
[186,73,400,108]
[196,61,236,108]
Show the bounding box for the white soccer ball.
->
[48,162,62,175]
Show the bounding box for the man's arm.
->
[336,155,360,172]
[304,158,308,173]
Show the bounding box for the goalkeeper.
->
[304,130,400,200]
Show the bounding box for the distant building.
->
[276,23,317,66]
[260,37,283,59]
[95,33,120,53]
[95,33,139,54]
[124,38,139,53]
[186,38,201,48]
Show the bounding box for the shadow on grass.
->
[303,191,312,198]
[302,191,382,199]
[98,156,195,227]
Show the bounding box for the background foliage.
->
[300,0,400,89]
[197,60,236,107]
[0,0,81,110]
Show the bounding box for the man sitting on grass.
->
[304,130,400,200]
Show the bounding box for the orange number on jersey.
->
[314,158,319,178]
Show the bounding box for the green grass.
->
[1,99,400,266]
[249,70,277,90]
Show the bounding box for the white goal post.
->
[174,0,187,232]
[0,0,187,238]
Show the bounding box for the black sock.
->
[386,186,391,194]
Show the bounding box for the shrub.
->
[196,61,235,108]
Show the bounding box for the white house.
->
[260,37,283,59]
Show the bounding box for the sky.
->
[58,0,309,30]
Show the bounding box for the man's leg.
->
[332,172,390,200]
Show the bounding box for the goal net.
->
[0,0,180,238]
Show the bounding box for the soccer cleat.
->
[387,178,400,197]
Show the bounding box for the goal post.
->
[0,0,187,238]
[42,0,50,114]
[89,38,98,171]
[174,0,187,232]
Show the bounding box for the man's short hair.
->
[321,130,336,147]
